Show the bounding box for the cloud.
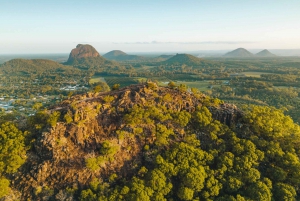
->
[114,41,256,45]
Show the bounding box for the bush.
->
[0,122,27,174]
[47,111,61,127]
[0,178,10,198]
[103,95,114,103]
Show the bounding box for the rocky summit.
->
[13,83,243,200]
[67,44,100,63]
[64,44,122,71]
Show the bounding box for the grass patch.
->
[243,71,276,78]
[89,76,106,84]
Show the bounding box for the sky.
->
[0,0,300,54]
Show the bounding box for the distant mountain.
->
[0,59,72,74]
[67,44,100,63]
[163,53,217,67]
[154,55,174,61]
[224,48,254,57]
[163,54,202,66]
[64,44,121,70]
[256,49,276,57]
[103,50,145,61]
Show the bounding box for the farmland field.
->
[166,74,197,81]
[146,76,171,82]
[89,77,106,84]
[243,71,276,77]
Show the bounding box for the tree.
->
[80,189,97,201]
[128,177,153,201]
[93,85,102,93]
[47,111,61,127]
[168,81,176,88]
[178,84,188,92]
[32,102,43,111]
[0,178,10,198]
[0,122,27,174]
[273,183,296,201]
[0,122,27,198]
[112,84,120,90]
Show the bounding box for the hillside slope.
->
[0,59,74,74]
[4,83,300,200]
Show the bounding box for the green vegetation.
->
[112,83,120,90]
[0,122,28,198]
[85,141,119,171]
[2,46,300,200]
[78,101,300,200]
[104,76,139,88]
[0,178,10,198]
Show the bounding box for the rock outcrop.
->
[67,44,100,63]
[64,44,124,72]
[13,84,243,200]
[208,103,242,126]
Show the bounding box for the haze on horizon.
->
[0,0,299,54]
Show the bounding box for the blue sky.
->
[0,0,299,53]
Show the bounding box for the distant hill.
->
[163,54,203,66]
[0,59,73,74]
[154,55,174,61]
[163,53,218,67]
[64,44,122,71]
[224,48,254,57]
[256,49,276,57]
[103,50,145,61]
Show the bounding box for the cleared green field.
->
[166,74,195,80]
[147,76,171,82]
[89,76,106,84]
[243,71,275,77]
[135,66,157,73]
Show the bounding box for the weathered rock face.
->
[67,44,100,63]
[14,84,243,200]
[208,104,243,127]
